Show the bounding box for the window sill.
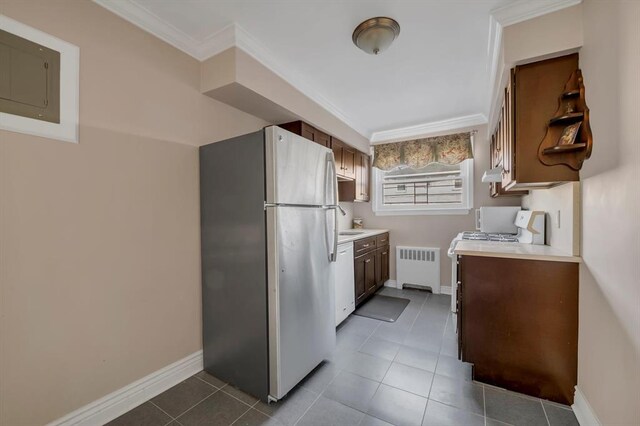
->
[373,208,471,217]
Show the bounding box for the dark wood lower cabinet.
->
[354,251,375,305]
[354,233,389,307]
[458,255,578,405]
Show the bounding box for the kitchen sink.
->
[339,230,365,235]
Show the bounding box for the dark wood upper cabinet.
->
[357,152,370,202]
[331,137,356,180]
[339,151,370,202]
[501,54,581,190]
[279,120,330,148]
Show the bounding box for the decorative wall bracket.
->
[537,69,593,171]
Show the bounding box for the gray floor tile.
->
[322,370,380,412]
[221,384,259,405]
[255,387,318,425]
[403,329,443,354]
[151,377,216,418]
[336,329,369,352]
[422,400,485,426]
[486,418,514,426]
[383,362,434,398]
[434,354,473,381]
[107,402,172,426]
[359,336,401,361]
[429,374,484,415]
[233,409,284,426]
[299,361,340,394]
[341,351,392,382]
[485,387,548,426]
[412,315,448,333]
[297,396,365,426]
[372,323,412,345]
[176,391,249,426]
[395,346,439,373]
[195,370,226,388]
[359,414,395,426]
[439,337,458,358]
[426,294,451,306]
[367,384,428,426]
[339,316,381,337]
[543,402,579,426]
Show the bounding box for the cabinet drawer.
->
[354,236,376,255]
[375,233,389,247]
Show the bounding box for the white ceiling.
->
[94,0,579,139]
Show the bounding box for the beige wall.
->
[522,182,580,256]
[576,0,640,423]
[0,1,267,425]
[353,127,522,287]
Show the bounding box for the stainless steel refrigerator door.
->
[265,126,334,206]
[266,205,336,400]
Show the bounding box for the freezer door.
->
[265,126,335,206]
[266,205,336,400]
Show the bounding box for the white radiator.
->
[396,246,441,294]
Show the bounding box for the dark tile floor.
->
[108,288,579,426]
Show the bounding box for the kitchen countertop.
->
[453,240,582,263]
[337,229,388,244]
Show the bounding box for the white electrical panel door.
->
[335,242,355,326]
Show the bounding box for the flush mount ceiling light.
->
[352,17,400,55]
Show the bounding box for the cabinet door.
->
[375,248,382,288]
[332,138,345,178]
[354,255,367,304]
[380,246,390,285]
[314,129,331,148]
[342,146,356,179]
[356,152,370,202]
[364,252,376,294]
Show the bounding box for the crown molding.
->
[370,114,487,144]
[485,0,583,132]
[491,0,582,27]
[92,0,201,58]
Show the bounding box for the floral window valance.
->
[372,132,474,171]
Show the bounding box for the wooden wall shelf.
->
[538,69,593,171]
[542,142,586,155]
[561,90,580,98]
[549,112,584,126]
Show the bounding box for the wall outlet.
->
[556,210,561,228]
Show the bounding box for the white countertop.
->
[337,229,389,245]
[453,240,582,263]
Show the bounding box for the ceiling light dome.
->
[352,17,400,55]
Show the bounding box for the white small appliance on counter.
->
[514,210,545,244]
[447,207,546,312]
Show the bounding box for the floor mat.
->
[353,295,410,322]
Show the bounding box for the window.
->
[372,159,473,215]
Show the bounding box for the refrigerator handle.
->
[325,152,339,262]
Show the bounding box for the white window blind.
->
[372,160,473,216]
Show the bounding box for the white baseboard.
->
[48,351,204,426]
[384,280,398,288]
[440,286,452,295]
[572,386,602,426]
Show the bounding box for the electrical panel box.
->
[0,28,60,123]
